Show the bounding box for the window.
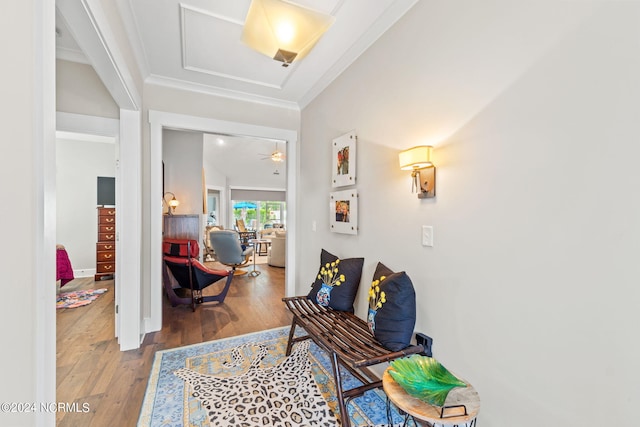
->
[232,200,286,231]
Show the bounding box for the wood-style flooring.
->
[56,261,291,426]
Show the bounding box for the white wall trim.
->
[73,268,97,278]
[148,110,298,333]
[36,1,57,425]
[206,184,227,229]
[229,185,287,191]
[57,0,141,110]
[116,109,142,350]
[146,74,301,111]
[56,111,119,136]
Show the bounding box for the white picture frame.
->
[330,189,358,235]
[331,130,356,188]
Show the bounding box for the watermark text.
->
[1,402,90,413]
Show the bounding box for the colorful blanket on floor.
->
[56,289,108,309]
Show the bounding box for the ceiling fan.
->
[259,142,286,162]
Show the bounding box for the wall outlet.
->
[416,333,433,357]
[422,225,433,247]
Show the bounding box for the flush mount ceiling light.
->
[241,0,335,67]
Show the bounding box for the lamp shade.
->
[399,146,433,170]
[242,0,335,66]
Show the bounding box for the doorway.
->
[206,189,220,226]
[56,131,116,281]
[148,110,298,333]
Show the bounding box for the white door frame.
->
[206,185,226,227]
[147,110,298,333]
[56,0,142,351]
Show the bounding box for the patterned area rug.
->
[56,288,108,309]
[138,327,406,427]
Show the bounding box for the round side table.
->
[382,369,480,426]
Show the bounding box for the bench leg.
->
[285,317,298,356]
[330,351,351,427]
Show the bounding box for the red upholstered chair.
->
[162,238,234,311]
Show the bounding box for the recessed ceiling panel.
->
[181,5,291,89]
[290,0,342,15]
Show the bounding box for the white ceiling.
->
[203,133,287,189]
[55,0,418,109]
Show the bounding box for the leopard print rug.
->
[174,340,337,426]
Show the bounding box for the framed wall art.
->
[330,189,358,235]
[332,130,357,188]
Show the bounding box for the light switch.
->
[312,220,317,232]
[422,225,433,247]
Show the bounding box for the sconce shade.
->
[242,0,335,66]
[399,146,433,170]
[164,192,180,215]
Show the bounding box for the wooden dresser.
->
[95,207,116,281]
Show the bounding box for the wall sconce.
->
[399,146,436,199]
[241,0,335,67]
[163,192,180,215]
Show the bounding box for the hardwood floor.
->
[56,262,291,426]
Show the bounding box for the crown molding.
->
[299,0,419,109]
[145,74,301,111]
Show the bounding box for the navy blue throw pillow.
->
[367,262,416,351]
[307,249,364,312]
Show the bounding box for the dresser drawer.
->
[99,216,116,225]
[99,232,116,242]
[97,242,115,252]
[99,224,116,233]
[97,262,115,273]
[97,251,115,262]
[98,207,116,217]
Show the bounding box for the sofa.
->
[267,231,286,267]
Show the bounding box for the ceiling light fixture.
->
[241,0,335,67]
[260,141,286,162]
[271,150,285,162]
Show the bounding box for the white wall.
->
[162,129,204,215]
[1,1,56,425]
[299,1,640,425]
[56,136,116,274]
[56,59,120,118]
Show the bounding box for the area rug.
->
[56,288,108,309]
[138,326,406,427]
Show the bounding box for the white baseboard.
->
[74,268,96,278]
